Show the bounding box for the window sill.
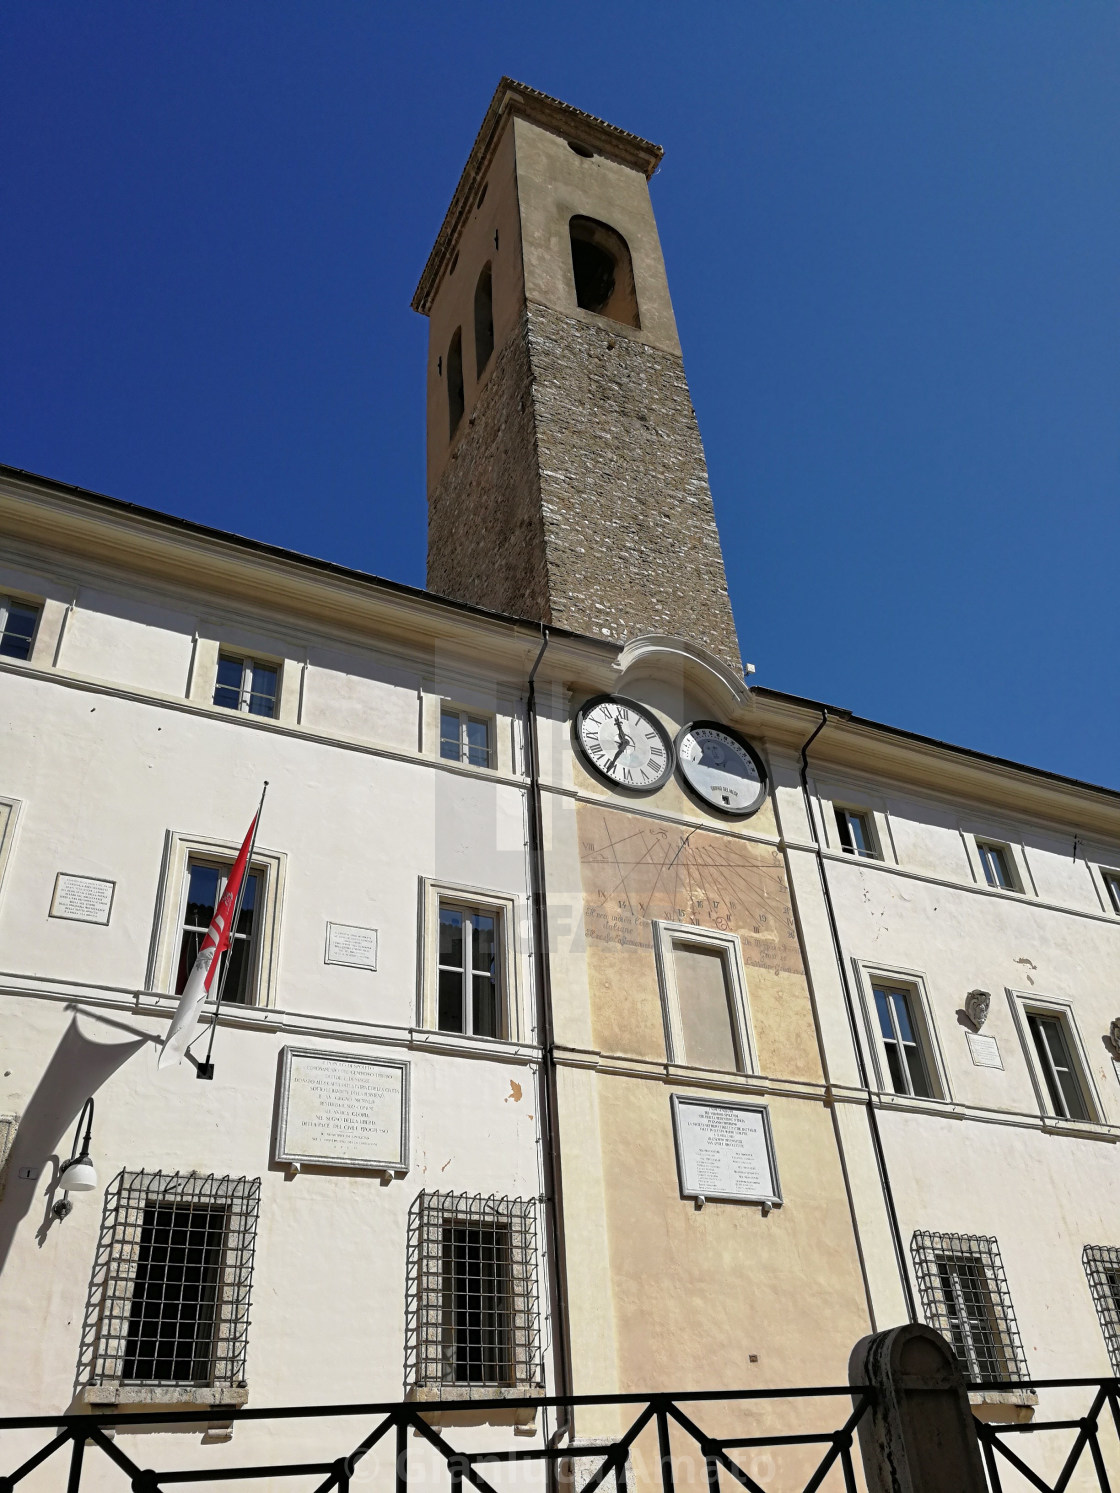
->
[969,1389,1037,1424]
[74,1385,249,1437]
[406,1385,539,1428]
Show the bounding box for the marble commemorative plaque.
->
[275,1046,409,1173]
[325,922,379,970]
[49,873,115,925]
[671,1095,782,1206]
[966,1031,1004,1069]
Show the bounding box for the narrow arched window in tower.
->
[474,264,494,378]
[447,329,464,439]
[569,217,640,329]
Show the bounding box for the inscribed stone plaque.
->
[275,1047,409,1172]
[966,1031,1004,1069]
[671,1095,782,1205]
[325,922,379,970]
[50,874,115,925]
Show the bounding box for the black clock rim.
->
[573,693,675,794]
[673,719,769,819]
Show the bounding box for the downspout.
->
[525,627,575,1434]
[799,709,918,1324]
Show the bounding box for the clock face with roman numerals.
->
[574,694,673,793]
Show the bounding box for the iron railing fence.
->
[968,1377,1120,1493]
[0,1386,875,1493]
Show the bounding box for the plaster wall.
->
[541,674,872,1415]
[780,754,1120,1404]
[0,995,548,1481]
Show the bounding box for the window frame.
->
[961,829,1032,896]
[853,961,950,1102]
[148,831,286,1010]
[911,1230,1028,1385]
[213,653,280,719]
[1006,988,1102,1124]
[0,593,42,663]
[436,900,502,1040]
[813,778,897,865]
[81,1169,260,1394]
[833,804,882,861]
[406,1190,543,1397]
[439,704,495,770]
[1091,863,1120,917]
[653,921,757,1075]
[418,878,524,1043]
[175,858,265,1008]
[0,794,22,904]
[1084,1245,1120,1373]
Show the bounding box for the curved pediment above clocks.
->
[612,634,751,718]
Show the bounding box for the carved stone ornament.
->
[1109,1018,1120,1057]
[965,989,992,1030]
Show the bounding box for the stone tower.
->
[413,79,742,676]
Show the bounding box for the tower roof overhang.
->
[411,77,664,317]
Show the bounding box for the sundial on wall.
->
[575,804,803,977]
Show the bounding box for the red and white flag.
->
[158,809,259,1070]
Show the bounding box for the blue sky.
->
[3,4,1118,785]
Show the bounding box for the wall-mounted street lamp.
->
[52,1097,98,1220]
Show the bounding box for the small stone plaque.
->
[967,1031,1003,1069]
[275,1046,409,1173]
[671,1095,782,1206]
[50,873,115,925]
[325,922,378,970]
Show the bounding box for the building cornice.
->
[750,688,1120,840]
[411,77,663,317]
[0,462,615,678]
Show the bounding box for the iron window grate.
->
[79,1170,260,1389]
[406,1190,542,1395]
[911,1230,1028,1385]
[1084,1245,1120,1373]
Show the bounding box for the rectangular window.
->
[653,922,754,1074]
[873,983,934,1098]
[408,1191,541,1394]
[122,1202,226,1383]
[1103,872,1120,916]
[213,655,278,718]
[437,901,500,1038]
[1027,1010,1090,1121]
[1084,1245,1120,1372]
[440,707,492,768]
[977,840,1016,891]
[0,597,40,661]
[672,942,740,1071]
[834,807,877,859]
[84,1170,259,1390]
[912,1231,1027,1385]
[176,860,262,1006]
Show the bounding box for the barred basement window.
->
[80,1171,260,1390]
[911,1231,1027,1385]
[1083,1245,1120,1372]
[406,1191,541,1395]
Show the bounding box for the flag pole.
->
[195,781,269,1081]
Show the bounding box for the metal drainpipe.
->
[799,709,918,1324]
[525,627,575,1438]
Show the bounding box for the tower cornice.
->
[411,77,663,316]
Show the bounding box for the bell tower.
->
[413,79,742,676]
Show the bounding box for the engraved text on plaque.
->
[671,1095,782,1205]
[275,1047,409,1172]
[50,874,115,925]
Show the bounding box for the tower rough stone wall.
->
[416,80,742,678]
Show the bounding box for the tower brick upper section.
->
[415,79,742,676]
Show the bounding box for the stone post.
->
[849,1323,987,1493]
